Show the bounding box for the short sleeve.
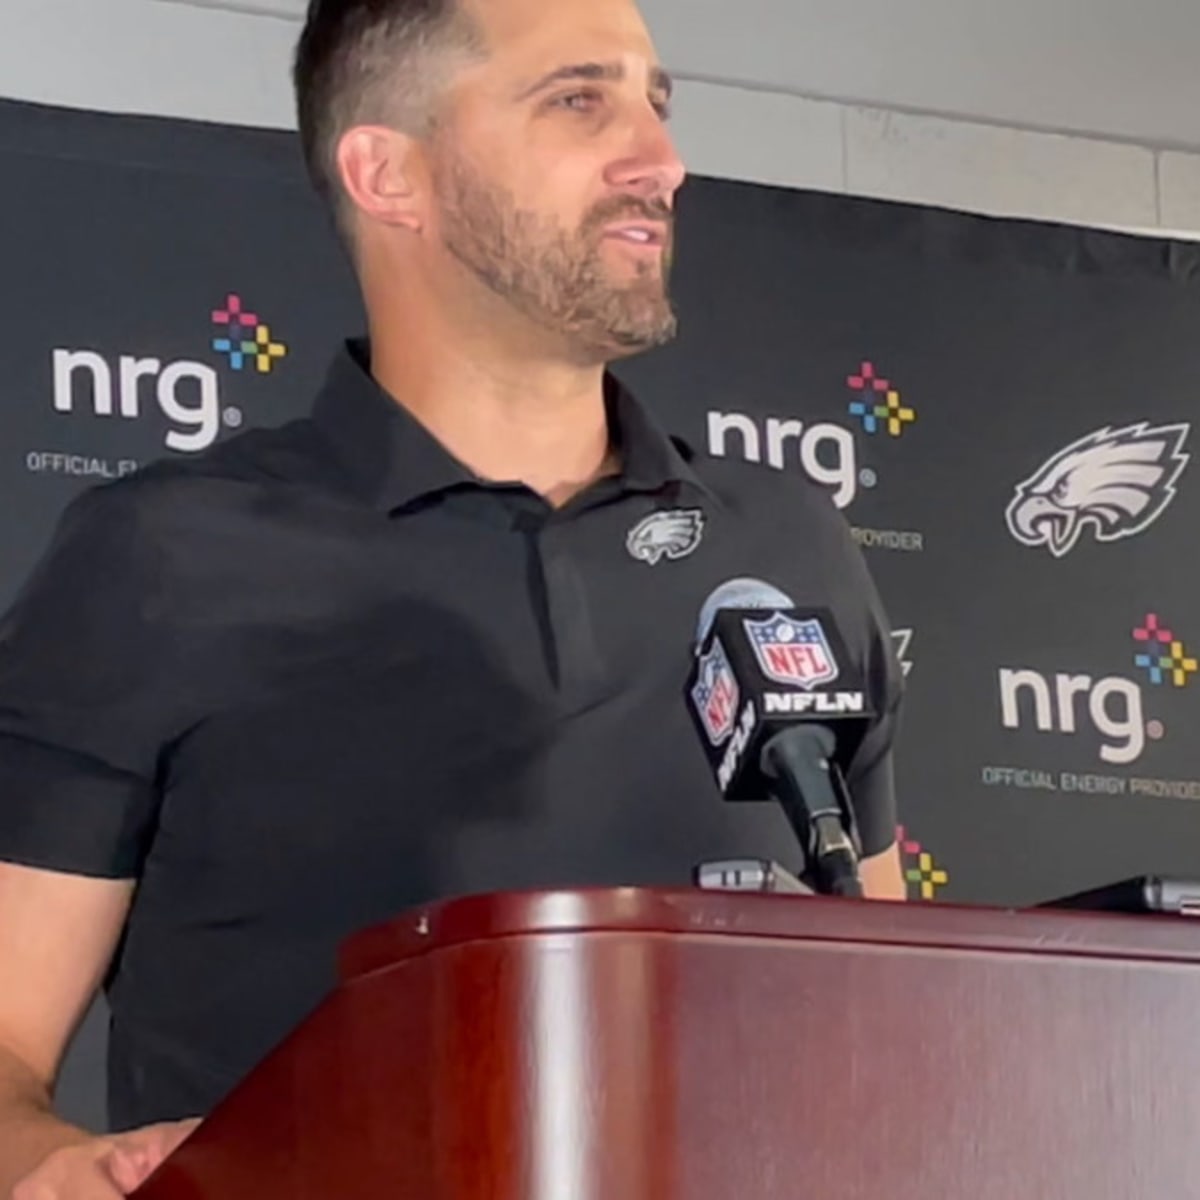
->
[819,497,905,859]
[0,485,173,878]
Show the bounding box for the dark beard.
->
[432,147,678,358]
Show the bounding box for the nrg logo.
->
[706,360,916,510]
[51,294,287,453]
[998,613,1197,765]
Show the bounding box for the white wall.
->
[2,0,1199,237]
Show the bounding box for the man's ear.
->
[336,125,425,234]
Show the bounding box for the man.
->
[0,0,906,1194]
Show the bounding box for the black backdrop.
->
[5,97,1200,1126]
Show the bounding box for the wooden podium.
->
[136,888,1200,1198]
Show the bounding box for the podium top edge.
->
[337,887,1200,982]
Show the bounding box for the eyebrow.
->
[515,61,674,103]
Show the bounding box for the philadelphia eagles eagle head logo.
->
[626,509,705,565]
[1006,422,1190,558]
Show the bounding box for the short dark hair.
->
[293,0,482,229]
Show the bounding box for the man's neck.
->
[368,312,617,509]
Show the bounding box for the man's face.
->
[426,0,687,358]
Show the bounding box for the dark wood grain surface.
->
[138,889,1200,1199]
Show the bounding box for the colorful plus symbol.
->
[211,293,287,374]
[847,361,916,437]
[1133,613,1197,687]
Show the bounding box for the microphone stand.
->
[759,725,864,899]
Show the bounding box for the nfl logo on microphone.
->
[691,638,740,745]
[744,614,840,691]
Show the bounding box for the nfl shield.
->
[743,613,840,690]
[691,638,740,745]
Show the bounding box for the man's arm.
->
[0,484,204,1196]
[790,481,907,901]
[0,860,130,1193]
[0,862,196,1198]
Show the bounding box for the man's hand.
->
[10,1118,199,1199]
[859,841,907,901]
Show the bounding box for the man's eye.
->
[554,90,601,112]
[651,98,673,121]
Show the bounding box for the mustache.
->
[584,197,675,232]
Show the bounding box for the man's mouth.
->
[603,222,669,247]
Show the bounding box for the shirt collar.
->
[310,339,714,513]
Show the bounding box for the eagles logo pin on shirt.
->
[626,509,705,565]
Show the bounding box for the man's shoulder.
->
[89,417,331,502]
[55,417,338,547]
[150,414,331,490]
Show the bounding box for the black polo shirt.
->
[0,340,901,1130]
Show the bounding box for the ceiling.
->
[157,0,1200,152]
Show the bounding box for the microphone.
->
[686,579,874,897]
